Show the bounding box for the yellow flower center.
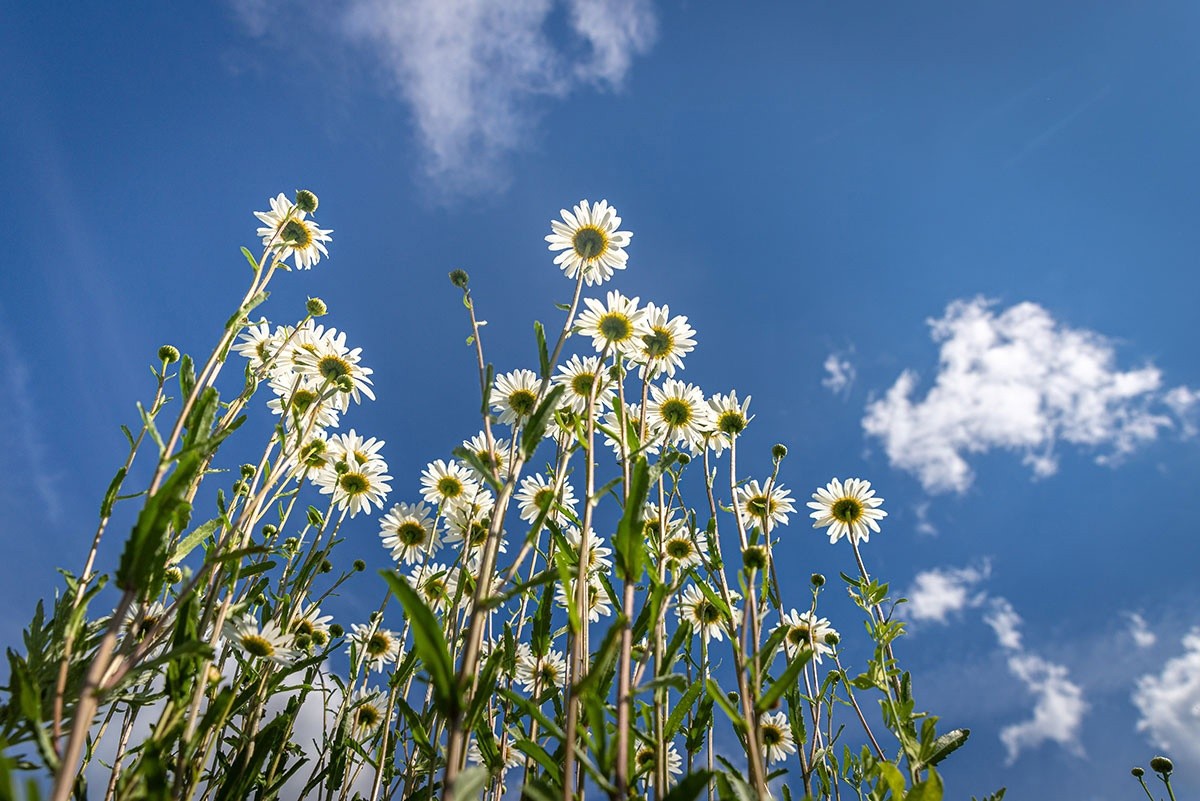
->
[572,225,609,261]
[397,521,427,547]
[508,389,537,417]
[241,633,276,658]
[642,327,675,359]
[831,497,863,523]
[281,219,313,248]
[339,472,370,496]
[597,313,633,343]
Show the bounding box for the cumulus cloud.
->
[821,352,856,395]
[982,597,1087,763]
[905,563,989,624]
[235,0,657,192]
[1125,612,1157,649]
[1133,629,1200,764]
[863,298,1191,494]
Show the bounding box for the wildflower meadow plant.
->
[0,191,1023,801]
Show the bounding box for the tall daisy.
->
[575,291,645,358]
[735,479,796,531]
[292,327,375,404]
[419,459,481,511]
[760,711,798,764]
[645,379,714,452]
[459,431,512,483]
[515,473,578,526]
[407,563,460,613]
[546,199,632,286]
[378,501,440,565]
[224,614,299,667]
[677,584,734,643]
[807,478,887,545]
[775,609,838,662]
[350,687,387,735]
[267,374,341,430]
[443,505,505,570]
[662,527,709,571]
[254,192,332,270]
[555,575,613,622]
[349,623,402,672]
[327,429,387,472]
[554,354,614,415]
[635,742,683,787]
[289,602,333,649]
[492,369,542,427]
[704,391,752,456]
[514,644,568,695]
[633,302,696,378]
[315,459,392,518]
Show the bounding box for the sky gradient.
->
[2,2,1200,798]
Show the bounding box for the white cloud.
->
[905,563,989,624]
[1164,386,1200,437]
[981,597,1088,763]
[863,298,1188,494]
[235,0,657,192]
[0,313,62,523]
[1125,612,1157,649]
[1133,629,1200,764]
[913,501,937,536]
[821,352,856,395]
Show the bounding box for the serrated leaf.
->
[924,728,969,767]
[100,466,127,518]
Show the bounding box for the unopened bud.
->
[353,559,366,572]
[771,443,788,461]
[261,524,278,538]
[158,344,180,364]
[319,559,333,573]
[811,573,826,587]
[449,269,469,288]
[164,566,183,584]
[294,189,318,213]
[1150,756,1173,775]
[1131,767,1145,778]
[306,296,328,317]
[240,463,257,479]
[742,545,767,571]
[329,623,344,638]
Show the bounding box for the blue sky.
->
[3,1,1200,797]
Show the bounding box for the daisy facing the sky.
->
[808,477,887,545]
[735,479,796,531]
[575,291,646,358]
[254,191,332,270]
[546,199,632,286]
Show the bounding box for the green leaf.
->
[100,466,127,518]
[756,647,813,713]
[241,246,261,272]
[924,728,970,767]
[169,518,221,564]
[521,385,566,459]
[665,679,704,741]
[514,738,561,783]
[117,450,203,595]
[904,767,943,801]
[138,401,165,457]
[878,762,906,799]
[179,353,196,399]
[534,321,550,379]
[614,455,650,581]
[380,571,458,717]
[663,770,714,801]
[575,618,625,695]
[449,765,489,801]
[705,678,745,730]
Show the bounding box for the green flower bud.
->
[1131,767,1145,778]
[283,536,300,554]
[824,631,840,646]
[811,572,826,587]
[449,269,469,288]
[294,189,318,213]
[742,545,768,571]
[335,375,355,393]
[306,296,328,317]
[311,629,329,647]
[319,559,333,574]
[353,559,366,572]
[1150,756,1173,775]
[158,344,180,364]
[329,623,344,638]
[771,443,788,461]
[164,566,183,584]
[677,453,691,465]
[261,524,278,538]
[240,463,256,479]
[232,480,249,496]
[294,633,312,651]
[334,460,350,475]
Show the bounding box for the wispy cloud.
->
[983,598,1088,763]
[234,0,657,194]
[1125,612,1157,650]
[863,297,1193,494]
[821,351,856,396]
[1133,629,1200,764]
[904,563,989,624]
[0,310,62,523]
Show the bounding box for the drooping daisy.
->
[492,369,542,427]
[419,459,480,511]
[255,192,332,270]
[575,291,646,358]
[546,199,632,286]
[514,643,568,695]
[458,431,512,483]
[735,479,796,531]
[775,609,838,662]
[515,473,578,526]
[327,429,387,472]
[289,602,333,649]
[233,321,282,374]
[315,460,392,518]
[555,575,613,622]
[807,478,887,545]
[635,741,683,787]
[565,527,613,576]
[759,711,798,764]
[662,528,709,571]
[292,328,375,404]
[350,687,387,734]
[677,584,734,643]
[554,354,614,415]
[224,614,299,666]
[378,501,440,565]
[645,379,714,452]
[267,374,342,430]
[407,563,461,613]
[704,391,752,456]
[633,302,696,379]
[349,623,402,672]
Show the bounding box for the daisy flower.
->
[515,473,577,526]
[350,687,387,734]
[760,711,798,764]
[458,431,512,483]
[575,291,645,358]
[349,623,402,672]
[327,429,387,472]
[601,403,660,458]
[546,199,632,286]
[315,460,392,518]
[677,584,734,643]
[467,735,525,774]
[233,321,281,374]
[643,502,685,547]
[554,354,614,415]
[662,528,709,571]
[515,643,568,695]
[443,505,505,570]
[292,327,375,404]
[633,302,696,379]
[407,563,460,613]
[555,575,613,622]
[267,374,341,430]
[224,614,299,666]
[635,742,683,787]
[775,609,838,662]
[565,527,613,576]
[807,478,887,545]
[704,391,752,456]
[735,479,796,531]
[379,501,440,565]
[419,459,480,511]
[255,192,332,270]
[289,602,333,648]
[645,379,714,452]
[492,369,541,427]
